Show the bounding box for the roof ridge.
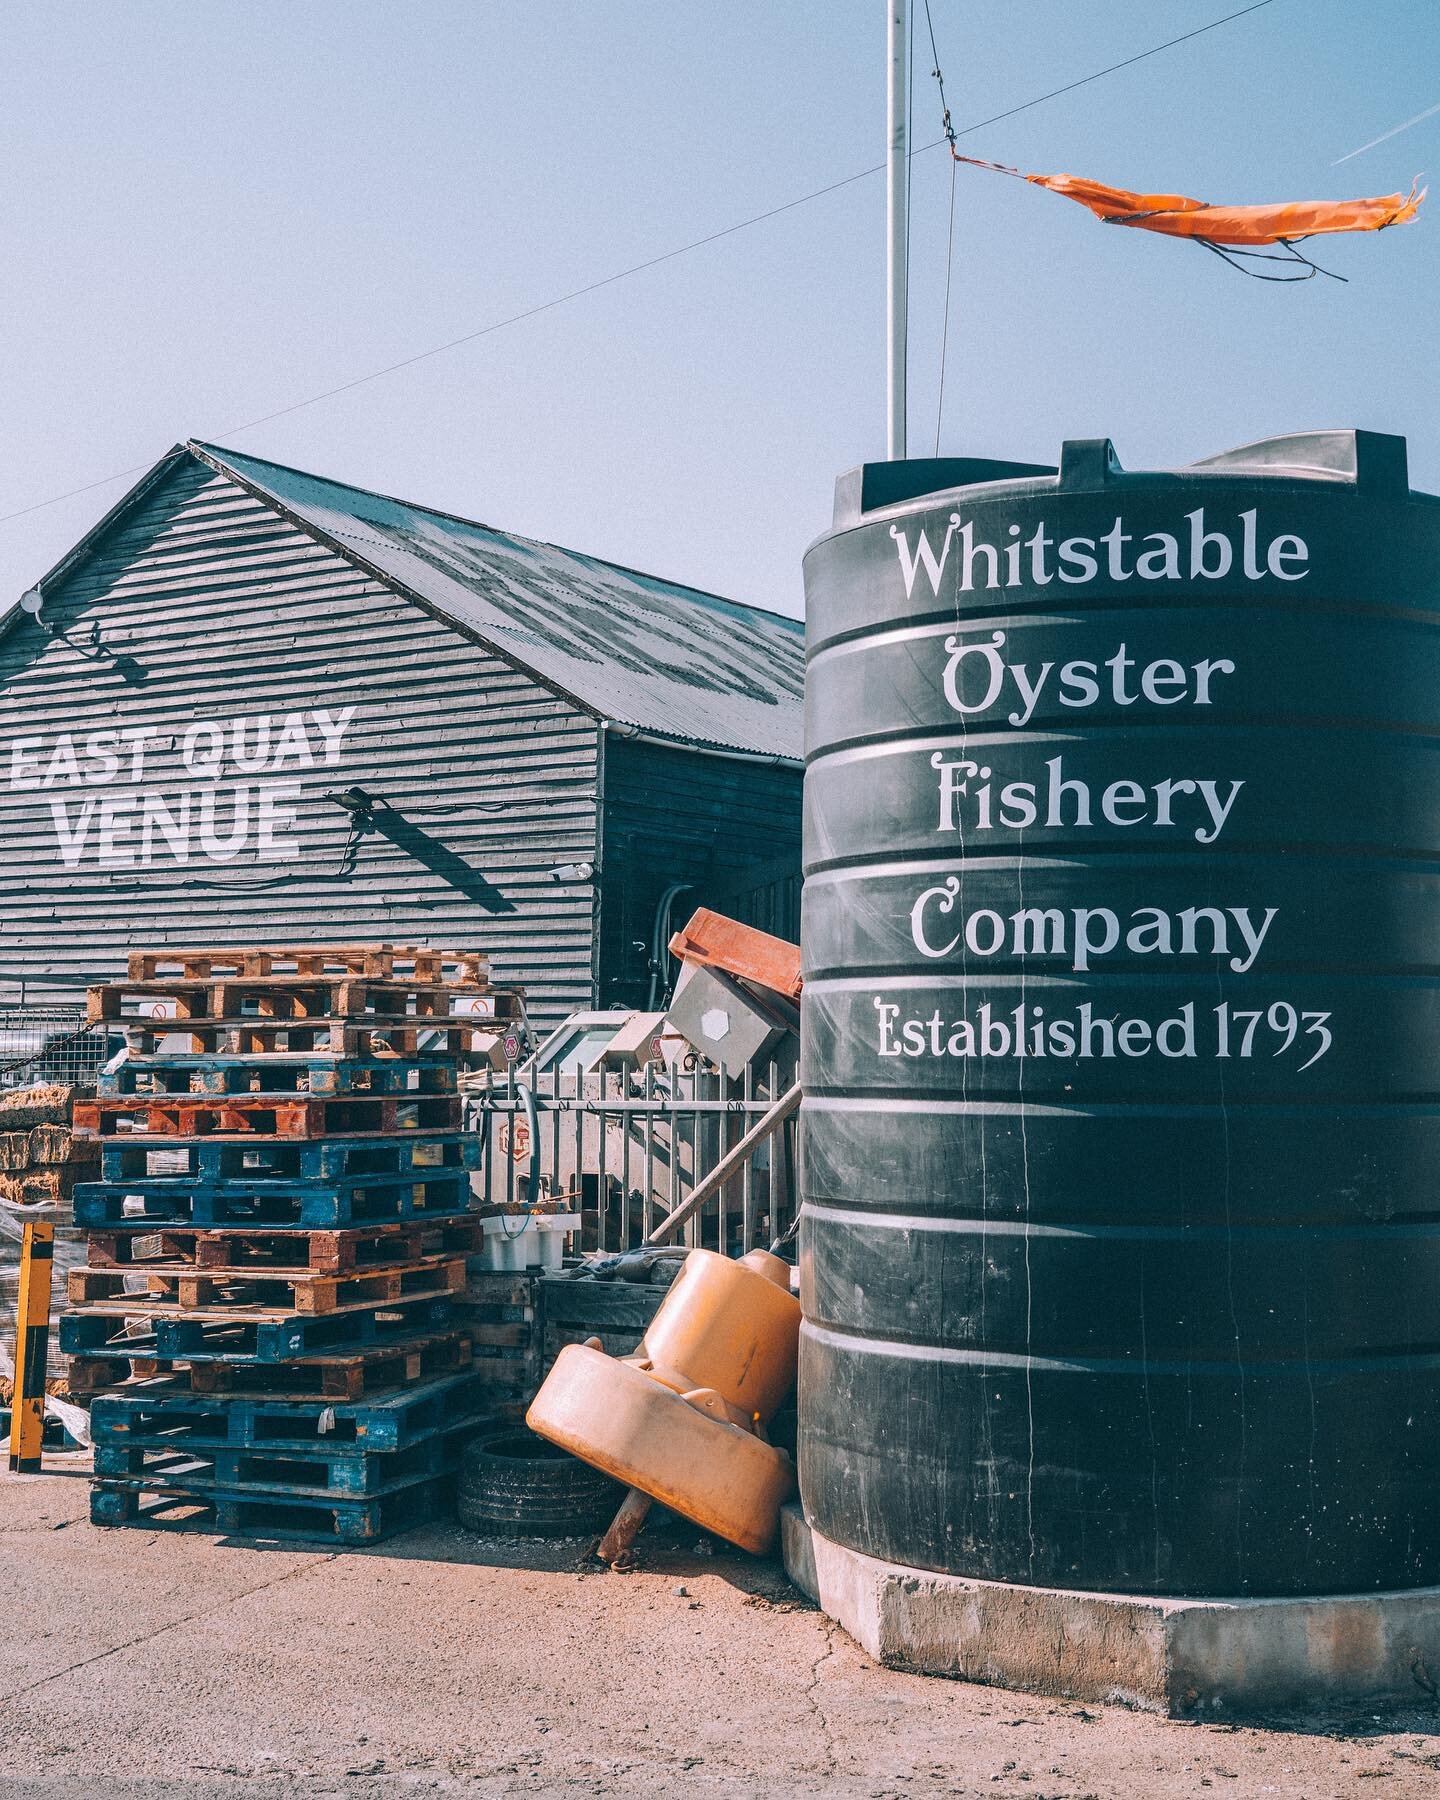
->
[0,439,802,761]
[190,439,803,632]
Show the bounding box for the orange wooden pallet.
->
[73,1092,462,1141]
[84,1216,485,1278]
[68,1252,466,1317]
[668,907,802,1000]
[126,945,489,983]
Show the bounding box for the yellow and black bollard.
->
[8,1216,55,1473]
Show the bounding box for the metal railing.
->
[464,1056,800,1256]
[0,1005,801,1255]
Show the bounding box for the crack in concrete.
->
[802,1615,842,1775]
[0,1551,341,1703]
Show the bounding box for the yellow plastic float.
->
[526,1247,801,1556]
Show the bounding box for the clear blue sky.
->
[1,0,1435,619]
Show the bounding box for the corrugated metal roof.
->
[186,442,805,760]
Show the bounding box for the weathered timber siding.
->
[716,848,804,946]
[596,733,803,1008]
[0,455,600,1024]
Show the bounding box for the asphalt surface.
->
[3,1450,1439,1798]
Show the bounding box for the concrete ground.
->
[3,1451,1439,1799]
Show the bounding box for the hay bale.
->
[0,1168,82,1205]
[27,1123,96,1167]
[0,1085,77,1131]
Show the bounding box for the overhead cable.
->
[0,0,1280,532]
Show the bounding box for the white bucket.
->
[480,1216,532,1270]
[532,1212,580,1270]
[481,1211,580,1270]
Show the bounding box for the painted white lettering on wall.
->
[10,708,355,871]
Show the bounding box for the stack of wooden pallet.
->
[61,944,520,1544]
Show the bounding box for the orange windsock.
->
[955,154,1424,248]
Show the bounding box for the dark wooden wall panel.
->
[596,733,802,1009]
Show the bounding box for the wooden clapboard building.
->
[0,442,803,1025]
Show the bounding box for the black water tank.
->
[799,433,1440,1597]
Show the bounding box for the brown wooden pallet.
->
[465,1353,533,1396]
[89,975,493,1024]
[68,1356,158,1395]
[126,945,489,983]
[68,1252,467,1317]
[459,1321,529,1350]
[74,1093,463,1141]
[64,1255,466,1323]
[86,1216,485,1277]
[460,1272,540,1308]
[115,1012,518,1058]
[184,1330,474,1400]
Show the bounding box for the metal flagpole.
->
[886,0,909,460]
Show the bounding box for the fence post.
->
[8,1215,55,1473]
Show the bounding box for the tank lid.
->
[832,428,1412,528]
[1188,428,1408,494]
[833,456,1057,526]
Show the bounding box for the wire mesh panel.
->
[0,1008,106,1091]
[0,1006,106,1390]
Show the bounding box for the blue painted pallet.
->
[98,1131,481,1186]
[74,1170,475,1229]
[99,1056,458,1098]
[60,1295,456,1364]
[92,1421,468,1496]
[89,1369,490,1454]
[90,1470,455,1542]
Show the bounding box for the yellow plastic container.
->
[630,1247,799,1423]
[526,1248,802,1554]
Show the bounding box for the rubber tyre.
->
[456,1428,627,1538]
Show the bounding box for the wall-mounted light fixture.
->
[549,861,595,883]
[18,585,128,668]
[17,588,58,635]
[325,785,378,826]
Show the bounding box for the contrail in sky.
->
[1333,99,1440,166]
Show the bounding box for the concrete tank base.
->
[781,1504,1440,1716]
